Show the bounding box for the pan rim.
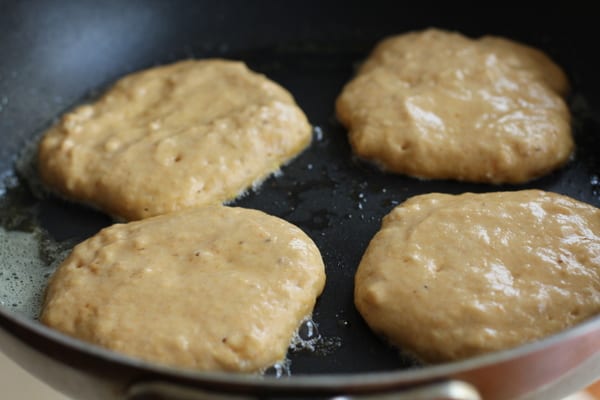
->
[2,304,600,390]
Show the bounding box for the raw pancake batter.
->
[336,29,572,183]
[41,205,326,372]
[354,190,600,363]
[38,59,312,220]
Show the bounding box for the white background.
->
[0,350,69,400]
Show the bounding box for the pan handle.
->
[126,380,481,400]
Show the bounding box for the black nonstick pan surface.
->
[1,1,600,399]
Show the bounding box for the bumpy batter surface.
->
[38,59,312,220]
[336,29,572,183]
[355,190,600,363]
[41,206,326,372]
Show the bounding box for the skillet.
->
[1,1,600,399]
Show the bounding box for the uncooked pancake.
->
[354,190,600,363]
[336,28,572,183]
[38,59,312,220]
[40,205,326,372]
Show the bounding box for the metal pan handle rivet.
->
[330,380,481,400]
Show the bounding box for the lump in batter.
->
[40,205,326,372]
[38,59,312,220]
[354,190,600,363]
[336,28,572,183]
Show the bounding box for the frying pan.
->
[1,1,600,399]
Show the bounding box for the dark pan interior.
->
[1,0,600,375]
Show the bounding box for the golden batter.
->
[41,205,326,372]
[336,29,572,183]
[38,59,312,220]
[355,190,600,363]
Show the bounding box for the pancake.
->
[38,59,312,220]
[41,205,326,372]
[354,190,600,363]
[336,29,572,183]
